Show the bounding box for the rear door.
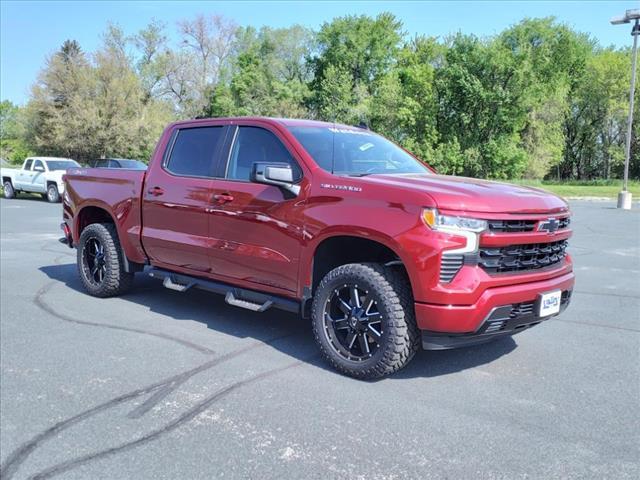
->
[15,159,33,189]
[206,124,306,294]
[141,124,228,274]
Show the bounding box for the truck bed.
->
[63,168,147,263]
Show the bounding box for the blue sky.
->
[1,1,635,105]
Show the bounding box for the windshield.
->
[45,160,80,171]
[287,126,429,176]
[117,160,147,169]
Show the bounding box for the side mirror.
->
[34,165,45,172]
[251,162,300,196]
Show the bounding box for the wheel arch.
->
[75,204,144,273]
[301,231,415,318]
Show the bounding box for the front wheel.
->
[46,184,60,203]
[3,180,15,199]
[77,223,134,297]
[311,263,419,379]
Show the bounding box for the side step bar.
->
[149,268,299,315]
[225,292,273,312]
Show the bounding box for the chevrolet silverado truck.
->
[61,117,574,378]
[2,156,80,202]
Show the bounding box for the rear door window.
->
[166,126,225,177]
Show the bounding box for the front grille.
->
[487,216,570,233]
[488,219,537,232]
[479,240,568,274]
[440,254,464,283]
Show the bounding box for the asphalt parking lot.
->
[0,197,638,479]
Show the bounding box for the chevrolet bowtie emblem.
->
[538,218,560,234]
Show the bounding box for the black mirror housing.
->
[251,162,300,196]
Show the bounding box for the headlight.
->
[422,208,487,254]
[422,208,488,233]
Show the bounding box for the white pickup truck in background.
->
[1,157,80,202]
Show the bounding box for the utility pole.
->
[611,9,640,210]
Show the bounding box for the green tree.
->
[208,25,313,118]
[26,36,172,162]
[5,11,637,182]
[434,33,530,178]
[0,101,34,164]
[498,18,595,179]
[310,13,404,124]
[370,36,440,166]
[562,48,630,179]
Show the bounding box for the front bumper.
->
[415,270,574,349]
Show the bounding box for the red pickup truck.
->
[61,117,574,378]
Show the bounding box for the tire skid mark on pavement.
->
[35,244,217,354]
[553,317,640,333]
[573,289,640,300]
[28,359,310,480]
[34,280,217,355]
[0,332,306,480]
[39,245,75,259]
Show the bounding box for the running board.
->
[149,268,299,315]
[225,292,273,312]
[163,276,193,292]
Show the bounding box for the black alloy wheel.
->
[77,223,134,297]
[311,263,419,379]
[323,283,384,361]
[82,237,107,286]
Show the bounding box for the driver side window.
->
[226,127,301,182]
[33,160,44,171]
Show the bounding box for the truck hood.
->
[363,174,569,214]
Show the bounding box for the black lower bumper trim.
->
[421,290,572,350]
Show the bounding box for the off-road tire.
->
[77,223,134,297]
[47,184,60,203]
[311,263,420,379]
[3,180,15,199]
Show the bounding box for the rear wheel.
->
[46,184,60,203]
[77,223,134,297]
[311,263,419,379]
[3,180,15,199]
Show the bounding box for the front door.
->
[207,125,306,294]
[30,159,47,193]
[141,125,226,274]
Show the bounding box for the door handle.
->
[214,193,234,204]
[147,186,164,196]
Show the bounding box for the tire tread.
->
[311,263,419,379]
[77,223,134,297]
